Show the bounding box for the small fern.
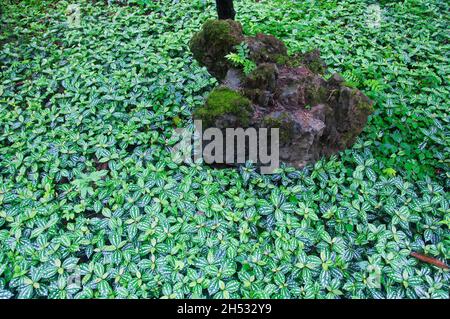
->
[226,43,257,75]
[342,70,360,88]
[363,79,384,92]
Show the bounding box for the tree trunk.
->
[215,0,236,20]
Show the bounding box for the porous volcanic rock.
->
[190,20,374,168]
[190,19,244,80]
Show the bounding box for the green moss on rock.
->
[352,89,374,112]
[339,130,357,148]
[246,34,288,64]
[194,87,252,127]
[306,60,326,74]
[300,50,327,74]
[262,112,295,144]
[245,63,278,91]
[272,50,326,73]
[305,85,329,106]
[274,54,289,65]
[274,53,303,68]
[189,19,244,79]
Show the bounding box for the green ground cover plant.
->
[0,0,448,299]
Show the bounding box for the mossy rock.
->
[273,54,289,65]
[305,84,329,106]
[246,34,288,64]
[352,89,374,112]
[274,50,327,74]
[262,111,296,144]
[194,87,253,128]
[300,50,327,74]
[189,22,373,168]
[334,87,374,148]
[244,63,278,92]
[189,19,244,79]
[243,88,272,108]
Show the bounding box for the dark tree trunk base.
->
[216,0,236,20]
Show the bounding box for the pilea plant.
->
[0,0,448,299]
